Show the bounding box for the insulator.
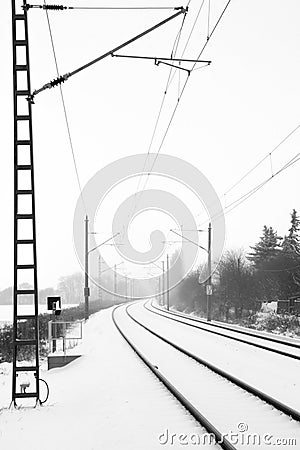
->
[43,4,67,10]
[50,75,68,88]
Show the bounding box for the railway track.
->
[112,302,300,450]
[113,304,233,450]
[147,300,300,360]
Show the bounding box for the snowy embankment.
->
[0,306,206,450]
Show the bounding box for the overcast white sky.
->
[0,0,300,290]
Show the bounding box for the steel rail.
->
[124,302,300,422]
[112,303,237,450]
[150,300,300,349]
[146,301,300,360]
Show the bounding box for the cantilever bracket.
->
[155,59,191,75]
[28,7,186,101]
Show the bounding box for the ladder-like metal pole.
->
[11,0,40,406]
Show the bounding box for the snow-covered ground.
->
[0,306,210,450]
[1,302,300,449]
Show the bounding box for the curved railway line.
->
[112,304,235,450]
[112,302,300,450]
[147,300,300,360]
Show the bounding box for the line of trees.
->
[171,209,300,321]
[0,273,87,306]
[0,269,133,306]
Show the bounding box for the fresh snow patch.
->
[0,306,209,450]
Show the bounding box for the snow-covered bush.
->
[254,312,300,336]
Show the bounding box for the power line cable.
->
[193,122,300,224]
[147,9,188,154]
[224,152,300,216]
[146,10,187,156]
[224,123,300,196]
[139,0,233,192]
[129,0,208,220]
[129,71,190,221]
[198,149,300,227]
[127,9,189,225]
[43,1,87,214]
[127,0,232,228]
[207,0,211,39]
[166,0,206,98]
[183,0,206,55]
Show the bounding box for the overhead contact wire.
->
[198,150,300,227]
[224,123,300,196]
[142,0,233,192]
[128,9,188,223]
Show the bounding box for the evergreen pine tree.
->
[282,209,300,256]
[248,225,282,267]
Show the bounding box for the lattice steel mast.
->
[11,0,40,406]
